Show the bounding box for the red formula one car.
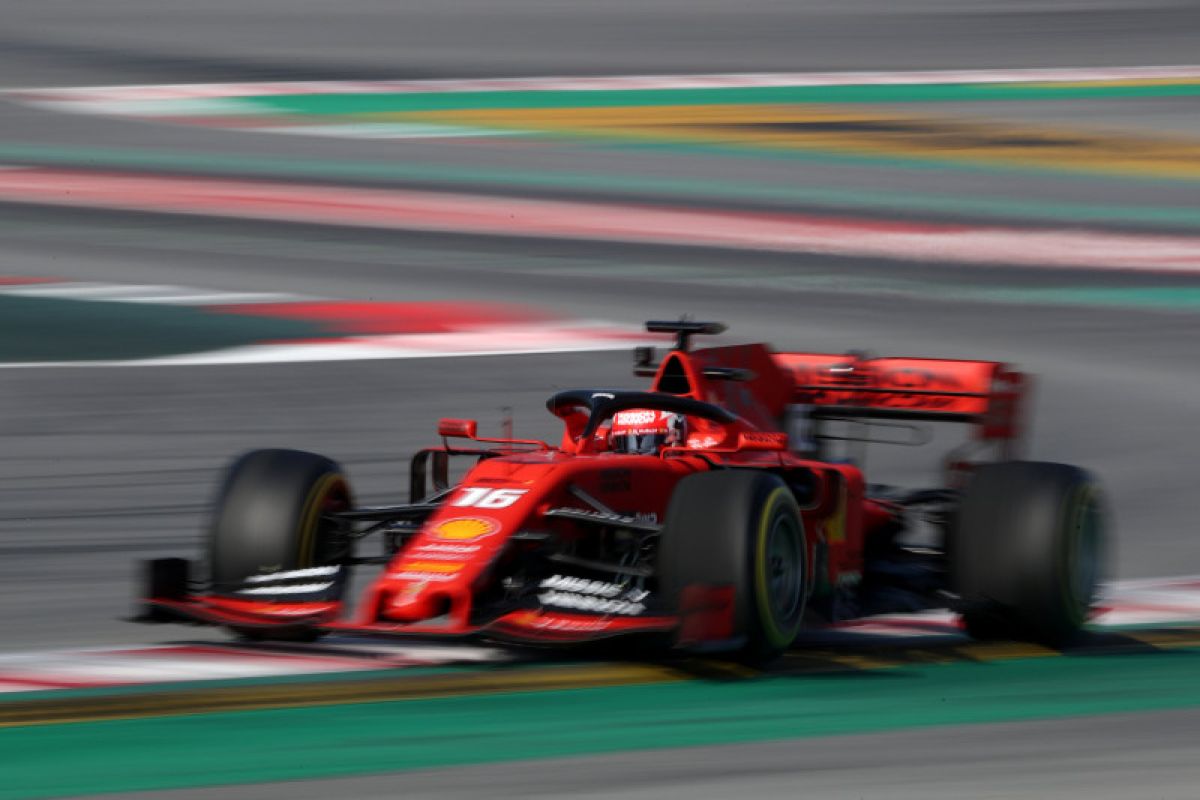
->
[138,320,1106,659]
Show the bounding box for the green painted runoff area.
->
[0,296,321,362]
[970,286,1200,310]
[5,649,1200,799]
[238,81,1200,115]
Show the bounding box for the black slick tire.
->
[208,449,354,639]
[951,461,1106,647]
[659,470,807,662]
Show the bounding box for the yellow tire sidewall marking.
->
[297,473,345,569]
[754,487,804,649]
[1059,482,1100,627]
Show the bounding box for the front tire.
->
[952,461,1106,646]
[659,471,807,662]
[208,449,354,639]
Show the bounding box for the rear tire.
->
[952,461,1106,647]
[208,449,354,639]
[659,471,807,662]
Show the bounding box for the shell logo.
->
[434,516,499,541]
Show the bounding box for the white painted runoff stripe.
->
[1,576,1198,692]
[8,66,1200,104]
[0,640,510,691]
[256,122,519,139]
[825,575,1200,639]
[0,281,301,305]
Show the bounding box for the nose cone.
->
[384,584,450,622]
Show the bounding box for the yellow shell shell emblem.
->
[434,517,498,541]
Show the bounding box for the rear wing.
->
[772,353,1028,454]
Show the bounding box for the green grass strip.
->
[6,648,1200,799]
[968,286,1200,310]
[239,81,1200,115]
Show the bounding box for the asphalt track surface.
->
[2,2,1200,797]
[5,0,1200,86]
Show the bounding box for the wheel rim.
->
[311,477,352,566]
[765,511,804,625]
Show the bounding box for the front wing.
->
[137,560,684,645]
[142,594,679,644]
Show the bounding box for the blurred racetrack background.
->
[1,2,1199,798]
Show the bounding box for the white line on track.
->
[0,281,301,305]
[6,65,1200,102]
[257,123,520,139]
[0,640,509,692]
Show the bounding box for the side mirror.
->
[438,418,478,438]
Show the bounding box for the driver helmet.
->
[609,409,686,454]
